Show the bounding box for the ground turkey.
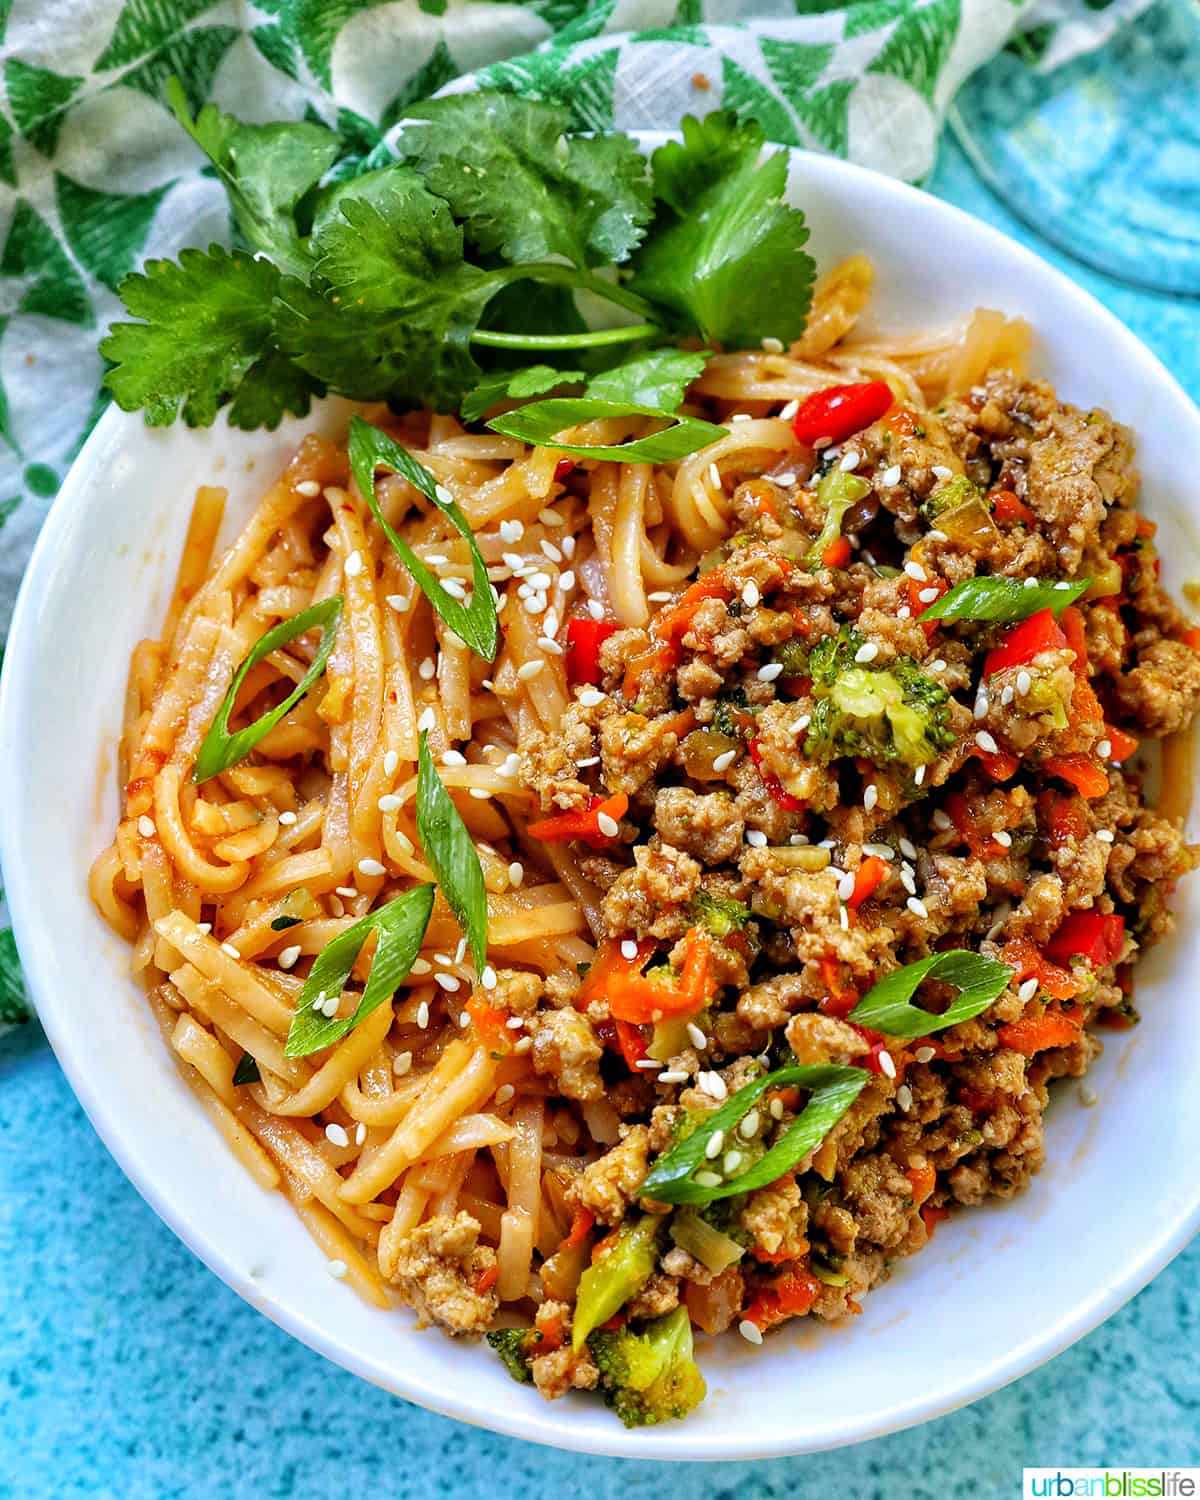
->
[388,1212,498,1335]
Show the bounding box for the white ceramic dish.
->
[2,137,1199,1461]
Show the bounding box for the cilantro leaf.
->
[401,93,653,270]
[275,172,500,411]
[461,364,586,423]
[628,112,815,349]
[167,78,339,282]
[585,348,708,411]
[102,247,318,429]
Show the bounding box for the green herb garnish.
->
[232,1053,261,1086]
[415,731,488,974]
[284,884,435,1057]
[639,1064,868,1205]
[487,398,726,464]
[847,950,1015,1038]
[348,416,498,662]
[193,595,343,784]
[919,576,1091,624]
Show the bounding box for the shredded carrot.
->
[906,1162,937,1207]
[1043,753,1108,800]
[848,855,888,909]
[997,1006,1084,1055]
[921,1205,949,1237]
[1002,935,1078,1001]
[465,996,513,1054]
[562,1207,595,1251]
[474,1264,500,1295]
[991,489,1035,525]
[821,535,852,569]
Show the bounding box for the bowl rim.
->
[3,135,1200,1462]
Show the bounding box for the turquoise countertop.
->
[2,133,1198,1498]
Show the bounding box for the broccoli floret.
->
[921,473,981,520]
[588,1306,707,1428]
[711,688,751,739]
[771,637,810,679]
[689,888,750,937]
[486,1327,541,1384]
[804,627,955,768]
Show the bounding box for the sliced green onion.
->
[848,950,1014,1038]
[918,575,1091,624]
[348,415,499,662]
[284,884,435,1057]
[232,1052,260,1085]
[487,397,727,463]
[807,468,870,568]
[639,1063,868,1206]
[416,731,488,974]
[669,1210,745,1273]
[193,594,343,784]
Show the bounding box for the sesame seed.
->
[974,695,989,722]
[879,1049,898,1079]
[357,858,386,878]
[739,1111,760,1139]
[757,662,784,683]
[311,996,324,1011]
[708,462,722,490]
[587,599,604,621]
[539,637,564,656]
[837,870,856,902]
[384,750,400,776]
[322,995,339,1017]
[411,958,430,975]
[575,757,600,769]
[694,1170,722,1188]
[635,1058,659,1070]
[434,973,461,993]
[326,1259,348,1280]
[417,707,436,732]
[418,656,436,681]
[723,1150,743,1174]
[712,748,737,772]
[1097,739,1112,760]
[505,1015,525,1030]
[442,578,468,602]
[469,788,490,800]
[137,815,156,838]
[562,536,576,558]
[896,1084,913,1112]
[441,749,467,767]
[882,464,902,487]
[378,793,402,812]
[540,539,562,563]
[704,1129,725,1159]
[914,765,926,785]
[745,829,768,848]
[295,479,321,498]
[899,838,917,860]
[386,594,410,613]
[914,1046,935,1064]
[508,861,524,888]
[698,1071,728,1101]
[897,606,912,621]
[277,945,301,970]
[863,784,879,813]
[790,714,811,734]
[221,942,241,960]
[658,1070,689,1084]
[499,519,523,543]
[778,399,800,421]
[355,1123,367,1146]
[904,560,928,582]
[325,1122,349,1148]
[917,586,940,604]
[517,659,545,681]
[394,1052,413,1077]
[839,905,849,931]
[539,508,565,527]
[686,1022,707,1050]
[900,865,917,894]
[1096,829,1115,843]
[620,939,639,960]
[494,1083,514,1104]
[559,571,576,592]
[975,730,1000,754]
[928,659,947,673]
[906,897,929,918]
[578,688,604,707]
[739,1319,764,1346]
[344,550,365,578]
[1000,685,1015,706]
[480,966,497,991]
[761,336,784,354]
[1024,576,1038,590]
[1019,977,1039,1002]
[394,831,414,855]
[839,449,861,472]
[742,581,760,608]
[455,937,468,965]
[854,641,879,664]
[416,1001,430,1028]
[596,812,620,838]
[336,886,358,898]
[775,471,797,487]
[932,809,951,831]
[1054,580,1074,591]
[1016,670,1033,697]
[769,1097,784,1120]
[279,810,298,826]
[931,465,953,481]
[994,829,1013,848]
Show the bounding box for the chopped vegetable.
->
[806,468,871,569]
[232,1053,260,1086]
[1104,725,1139,762]
[526,791,629,847]
[639,1063,868,1205]
[607,926,714,1024]
[573,1214,663,1348]
[689,888,751,938]
[488,397,727,464]
[193,596,343,783]
[1044,911,1124,967]
[847,855,889,909]
[748,739,805,810]
[1001,936,1078,1001]
[1042,753,1109,800]
[926,581,1090,629]
[565,617,618,685]
[416,731,489,973]
[847,950,1015,1038]
[790,380,892,447]
[743,1268,822,1330]
[991,489,1035,525]
[921,473,980,520]
[588,1305,707,1427]
[982,608,1068,676]
[997,1006,1084,1056]
[487,1327,541,1384]
[669,1210,746,1274]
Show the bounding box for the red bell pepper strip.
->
[847,855,888,909]
[984,608,1067,677]
[821,535,852,569]
[791,381,893,447]
[607,926,714,1023]
[1042,753,1108,800]
[973,747,1021,782]
[565,617,617,685]
[465,996,513,1054]
[562,1207,596,1251]
[991,489,1035,525]
[1182,628,1200,652]
[1039,789,1088,847]
[748,739,805,811]
[1001,935,1078,1001]
[1103,725,1139,762]
[906,1162,936,1207]
[554,458,576,482]
[945,791,1005,860]
[1044,911,1124,968]
[817,953,860,1019]
[921,1204,949,1237]
[997,1006,1084,1055]
[622,570,735,697]
[474,1264,500,1295]
[526,790,629,845]
[575,936,657,1010]
[744,1268,822,1330]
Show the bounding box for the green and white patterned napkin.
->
[0,0,1140,1027]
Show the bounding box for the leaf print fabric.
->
[0,0,1149,1026]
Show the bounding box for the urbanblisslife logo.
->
[1024,1472,1200,1498]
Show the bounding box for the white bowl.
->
[3,137,1199,1461]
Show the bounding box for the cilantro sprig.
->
[101,96,815,431]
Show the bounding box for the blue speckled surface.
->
[3,134,1199,1498]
